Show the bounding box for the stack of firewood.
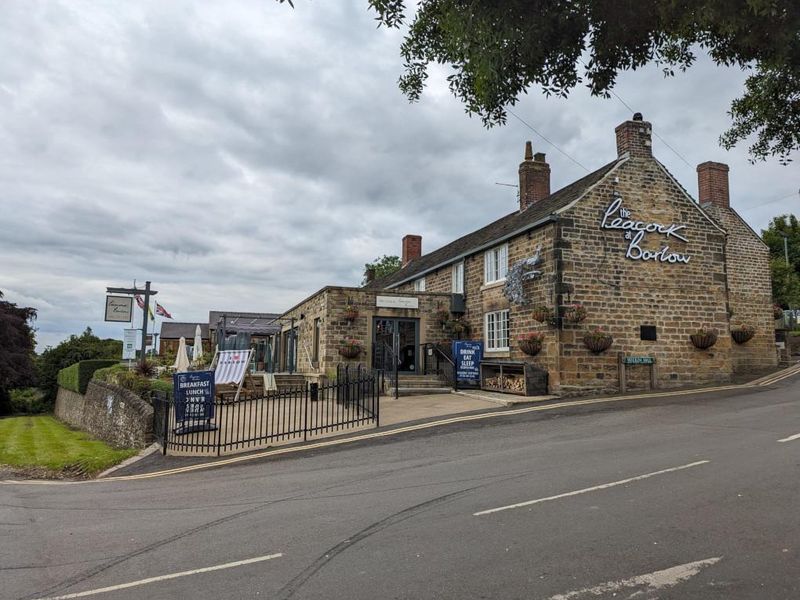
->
[484,375,525,393]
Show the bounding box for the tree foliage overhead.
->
[364,0,800,163]
[0,291,37,414]
[362,254,403,285]
[762,214,800,307]
[37,327,123,404]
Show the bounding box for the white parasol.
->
[173,336,191,372]
[192,325,203,363]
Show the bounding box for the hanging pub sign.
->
[173,370,215,434]
[453,340,483,386]
[601,197,691,264]
[105,295,133,322]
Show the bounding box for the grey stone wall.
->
[54,380,153,449]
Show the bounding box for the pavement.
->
[1,368,798,599]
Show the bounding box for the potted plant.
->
[562,303,587,324]
[343,301,359,321]
[532,305,553,323]
[773,304,785,320]
[690,326,718,350]
[434,309,451,328]
[731,323,756,344]
[338,338,363,358]
[583,328,613,354]
[518,332,545,356]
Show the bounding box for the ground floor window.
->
[485,310,509,351]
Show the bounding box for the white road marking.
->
[544,556,721,599]
[473,460,710,516]
[34,553,283,599]
[777,433,800,443]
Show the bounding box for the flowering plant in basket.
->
[343,301,359,321]
[338,338,363,358]
[517,332,545,356]
[583,328,613,354]
[730,323,756,344]
[562,303,587,324]
[689,326,718,350]
[531,305,553,323]
[434,309,451,327]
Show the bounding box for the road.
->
[2,374,799,599]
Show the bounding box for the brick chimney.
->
[518,141,551,211]
[402,234,422,266]
[615,112,652,158]
[697,161,730,208]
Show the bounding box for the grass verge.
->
[0,415,138,478]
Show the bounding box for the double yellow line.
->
[4,364,797,486]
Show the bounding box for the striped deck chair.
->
[209,349,253,403]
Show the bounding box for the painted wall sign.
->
[453,340,483,385]
[173,370,215,423]
[122,329,138,360]
[624,356,655,365]
[105,295,133,322]
[601,197,691,264]
[376,295,419,309]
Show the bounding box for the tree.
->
[762,214,800,307]
[362,255,403,285]
[0,291,37,415]
[358,0,800,163]
[37,327,122,404]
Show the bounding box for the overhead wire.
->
[506,108,590,172]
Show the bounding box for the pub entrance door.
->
[372,318,419,372]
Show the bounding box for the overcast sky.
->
[1,1,797,350]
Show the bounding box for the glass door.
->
[372,318,418,372]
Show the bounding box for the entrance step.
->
[273,374,306,391]
[387,387,453,397]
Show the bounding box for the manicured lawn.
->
[0,415,137,475]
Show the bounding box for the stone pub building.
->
[278,114,777,396]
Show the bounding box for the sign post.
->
[453,340,483,388]
[106,281,157,366]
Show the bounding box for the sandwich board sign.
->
[173,370,216,434]
[453,340,483,386]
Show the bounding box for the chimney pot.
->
[697,161,730,208]
[615,113,652,158]
[519,143,550,211]
[402,234,422,266]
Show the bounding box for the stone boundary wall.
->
[54,380,154,449]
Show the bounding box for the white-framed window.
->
[485,310,509,351]
[451,261,464,294]
[484,243,508,284]
[414,277,426,292]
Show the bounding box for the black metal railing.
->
[151,372,380,456]
[420,342,457,391]
[371,340,399,399]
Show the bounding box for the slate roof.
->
[160,322,209,340]
[208,311,281,335]
[370,158,622,289]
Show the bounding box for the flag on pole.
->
[135,295,155,321]
[155,303,173,319]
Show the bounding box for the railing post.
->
[303,382,309,442]
[162,394,170,456]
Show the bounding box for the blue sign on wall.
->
[173,370,215,423]
[453,340,483,386]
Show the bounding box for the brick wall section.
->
[281,287,452,378]
[54,380,154,448]
[558,156,732,394]
[703,204,777,372]
[697,162,730,207]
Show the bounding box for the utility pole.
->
[106,281,157,366]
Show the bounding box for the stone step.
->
[387,387,453,397]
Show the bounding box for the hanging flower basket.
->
[773,304,784,320]
[517,332,545,356]
[338,339,362,358]
[690,327,718,350]
[434,309,451,328]
[532,306,553,323]
[731,324,756,344]
[562,304,587,324]
[445,317,471,337]
[583,329,613,354]
[343,304,359,321]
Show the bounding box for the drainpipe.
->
[552,215,564,393]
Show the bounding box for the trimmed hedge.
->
[57,360,119,395]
